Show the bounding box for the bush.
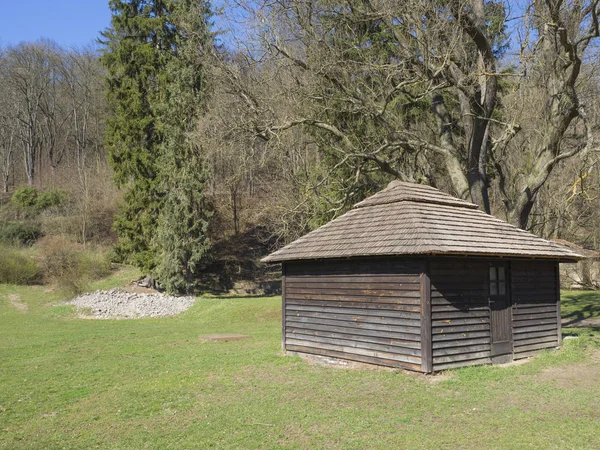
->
[0,221,42,246]
[11,186,38,208]
[9,187,68,216]
[35,189,68,212]
[38,237,111,296]
[39,216,81,242]
[41,210,116,245]
[0,246,41,285]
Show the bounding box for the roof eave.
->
[261,250,584,264]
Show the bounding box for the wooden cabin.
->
[262,181,582,372]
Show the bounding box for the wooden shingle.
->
[263,181,582,263]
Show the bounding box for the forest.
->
[1,0,600,293]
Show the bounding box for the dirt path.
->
[536,349,600,388]
[7,294,28,313]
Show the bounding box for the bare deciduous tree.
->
[1,41,57,186]
[216,0,600,229]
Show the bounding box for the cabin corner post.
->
[420,262,433,373]
[282,263,287,351]
[555,262,562,347]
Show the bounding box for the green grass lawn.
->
[561,290,600,327]
[1,272,599,449]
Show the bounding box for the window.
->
[489,266,507,296]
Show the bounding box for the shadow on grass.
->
[562,328,600,338]
[561,291,600,327]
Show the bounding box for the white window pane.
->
[490,281,498,295]
[498,267,506,281]
[489,267,497,281]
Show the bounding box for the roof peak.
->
[353,180,479,210]
[386,180,428,189]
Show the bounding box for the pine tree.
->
[153,0,214,293]
[101,0,214,291]
[101,0,176,272]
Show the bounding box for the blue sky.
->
[0,1,234,49]
[0,1,112,49]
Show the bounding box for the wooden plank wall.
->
[284,259,424,371]
[511,260,560,359]
[429,260,492,371]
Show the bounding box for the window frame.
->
[489,264,508,297]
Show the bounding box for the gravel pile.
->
[65,288,197,319]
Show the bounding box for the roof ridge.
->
[353,197,479,210]
[353,181,479,210]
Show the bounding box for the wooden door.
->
[489,264,512,358]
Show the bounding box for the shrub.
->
[41,210,116,245]
[38,237,111,296]
[40,216,81,242]
[11,186,38,208]
[80,250,112,281]
[0,221,42,246]
[35,189,68,212]
[0,246,41,285]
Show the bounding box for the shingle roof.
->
[552,239,600,259]
[262,181,583,263]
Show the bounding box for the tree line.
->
[207,0,600,243]
[1,0,600,293]
[0,41,106,192]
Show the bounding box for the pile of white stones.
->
[65,288,197,319]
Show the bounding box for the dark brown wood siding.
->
[284,259,423,371]
[511,260,560,359]
[429,259,492,371]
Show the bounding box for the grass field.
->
[1,270,599,449]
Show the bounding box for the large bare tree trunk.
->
[213,0,600,232]
[506,0,596,228]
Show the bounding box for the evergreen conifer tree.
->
[101,0,175,272]
[101,0,214,291]
[154,0,214,293]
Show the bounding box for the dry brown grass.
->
[38,236,111,295]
